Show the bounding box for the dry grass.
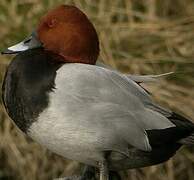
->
[0,0,194,180]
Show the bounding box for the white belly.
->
[28,110,104,166]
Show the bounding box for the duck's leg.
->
[99,160,109,180]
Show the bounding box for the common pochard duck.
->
[2,5,194,180]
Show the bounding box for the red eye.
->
[47,18,58,28]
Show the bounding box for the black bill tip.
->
[1,49,18,55]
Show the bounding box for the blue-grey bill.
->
[1,31,42,54]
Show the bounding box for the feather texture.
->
[29,63,179,168]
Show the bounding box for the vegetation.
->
[0,0,194,179]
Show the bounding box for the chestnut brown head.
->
[2,5,99,65]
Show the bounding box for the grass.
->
[0,0,194,179]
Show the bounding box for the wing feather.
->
[54,64,175,152]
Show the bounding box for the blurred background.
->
[0,0,194,180]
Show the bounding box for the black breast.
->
[2,48,62,133]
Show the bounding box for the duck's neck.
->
[2,48,62,133]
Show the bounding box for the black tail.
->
[169,112,194,145]
[147,112,194,148]
[180,134,194,145]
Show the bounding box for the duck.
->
[1,5,194,180]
